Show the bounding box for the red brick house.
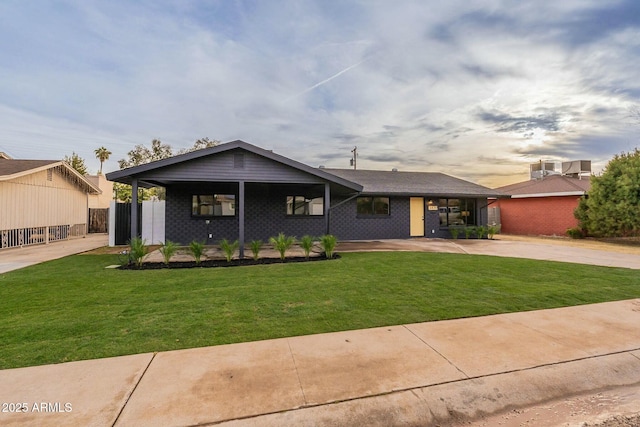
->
[493,174,590,236]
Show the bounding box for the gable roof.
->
[323,168,506,198]
[0,159,59,177]
[0,159,101,194]
[496,174,590,198]
[106,140,504,198]
[106,140,363,191]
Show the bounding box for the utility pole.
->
[350,146,357,170]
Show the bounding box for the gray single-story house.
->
[106,140,504,256]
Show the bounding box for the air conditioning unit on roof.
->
[530,161,555,180]
[561,160,591,178]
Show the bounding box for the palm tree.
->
[94,147,112,175]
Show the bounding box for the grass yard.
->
[1,251,640,369]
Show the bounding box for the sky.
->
[1,0,639,187]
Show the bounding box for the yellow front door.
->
[410,197,424,236]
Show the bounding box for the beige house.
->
[0,158,101,249]
[86,174,114,209]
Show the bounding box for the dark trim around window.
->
[286,195,324,216]
[192,194,236,217]
[356,196,390,216]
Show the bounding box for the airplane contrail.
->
[283,59,366,102]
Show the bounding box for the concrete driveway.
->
[338,235,640,269]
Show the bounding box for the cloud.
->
[477,109,562,134]
[0,1,638,186]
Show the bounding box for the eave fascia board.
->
[510,191,585,198]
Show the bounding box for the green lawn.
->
[1,251,639,369]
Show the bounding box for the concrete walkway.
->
[0,234,108,273]
[1,235,639,425]
[1,299,639,426]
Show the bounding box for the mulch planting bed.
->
[118,254,339,270]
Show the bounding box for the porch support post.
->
[324,182,331,235]
[238,181,245,258]
[131,178,138,242]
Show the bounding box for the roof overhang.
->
[0,161,101,194]
[509,191,586,198]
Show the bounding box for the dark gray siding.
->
[141,150,326,184]
[244,184,326,241]
[165,183,326,245]
[329,197,411,240]
[165,185,239,244]
[166,182,491,244]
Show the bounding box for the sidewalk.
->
[1,299,639,426]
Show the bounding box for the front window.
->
[357,197,390,215]
[192,194,236,217]
[286,196,324,216]
[439,198,476,226]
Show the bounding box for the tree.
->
[94,146,112,175]
[193,137,219,149]
[118,139,173,169]
[63,152,88,175]
[176,137,220,155]
[575,148,640,237]
[115,138,219,202]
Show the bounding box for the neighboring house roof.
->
[496,174,590,198]
[323,168,507,198]
[0,159,59,177]
[0,159,101,194]
[106,140,363,192]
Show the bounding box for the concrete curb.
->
[217,351,640,427]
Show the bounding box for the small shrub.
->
[464,227,475,239]
[118,249,133,266]
[449,227,461,239]
[250,240,262,261]
[566,227,585,239]
[269,232,296,261]
[300,235,315,260]
[188,240,206,264]
[487,224,500,240]
[128,237,148,267]
[159,240,178,265]
[476,225,487,239]
[320,234,338,259]
[219,239,239,262]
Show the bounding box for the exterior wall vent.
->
[234,153,245,169]
[392,168,398,172]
